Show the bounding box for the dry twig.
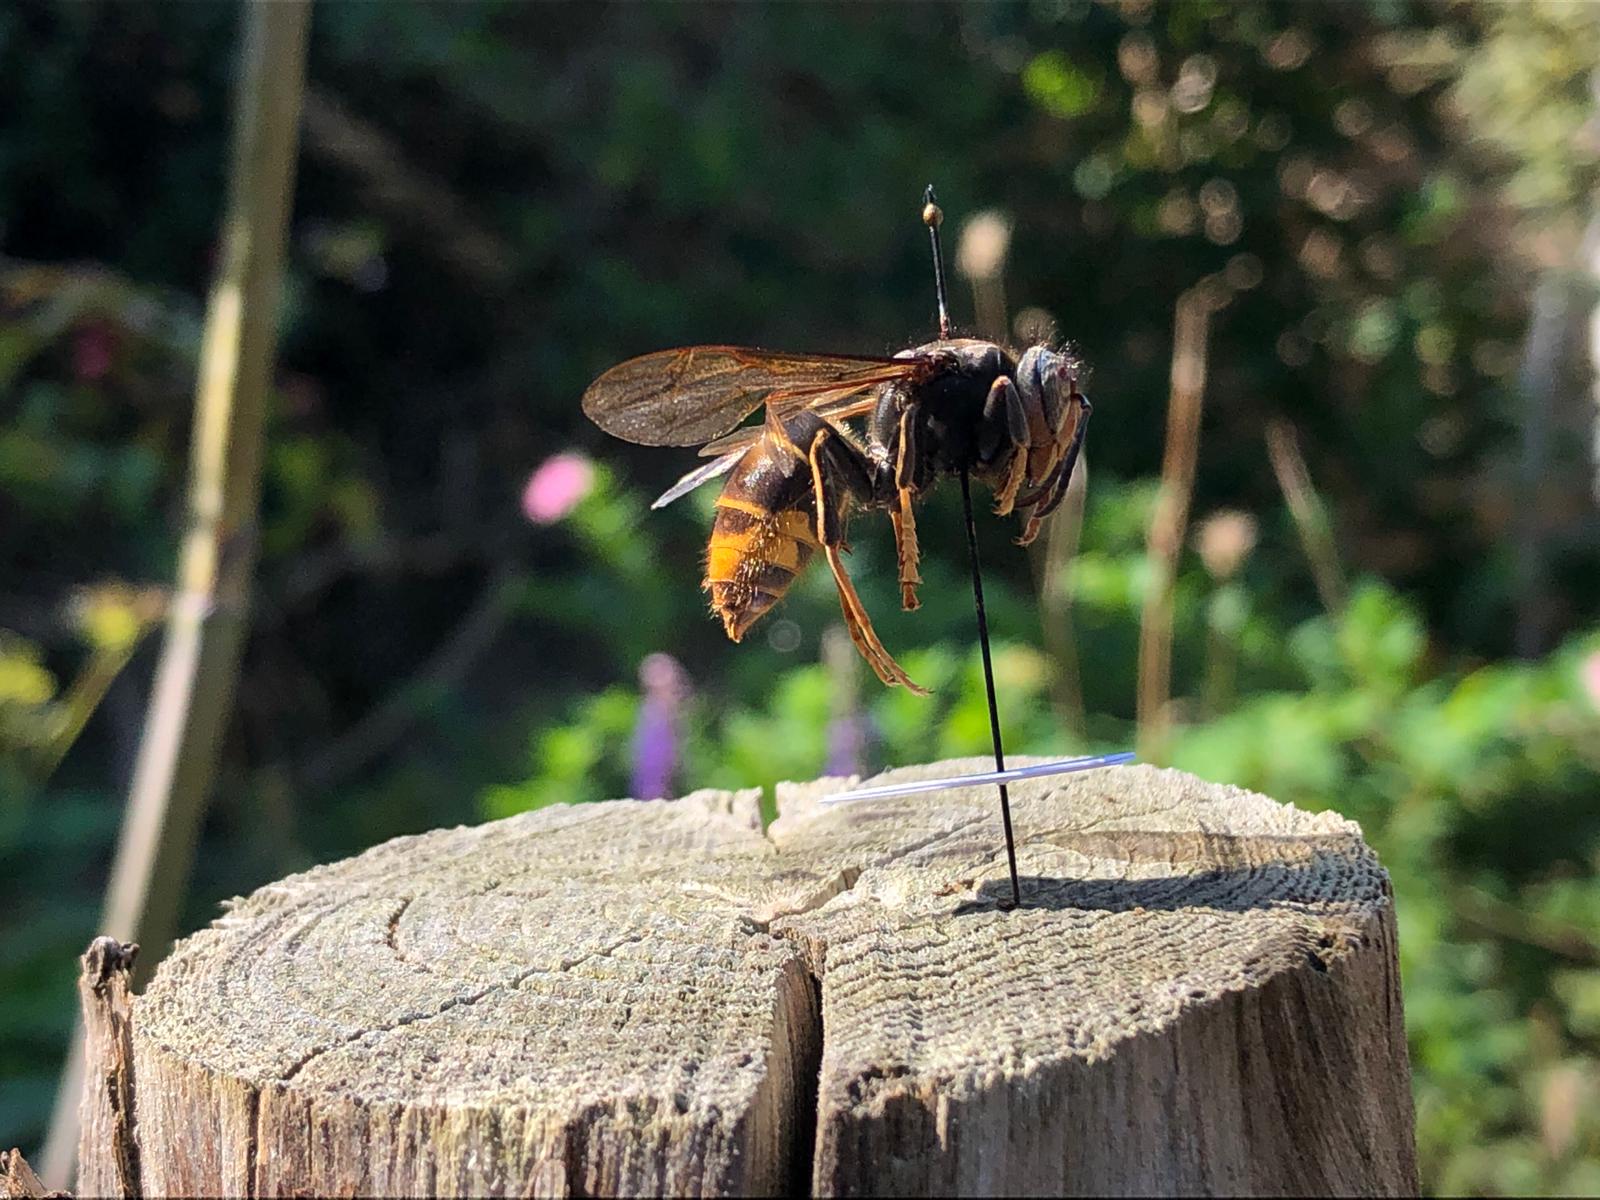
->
[1137,289,1210,759]
[1265,419,1346,615]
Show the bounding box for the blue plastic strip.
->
[817,751,1137,806]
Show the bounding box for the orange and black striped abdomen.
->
[703,438,819,641]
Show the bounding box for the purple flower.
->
[824,713,869,778]
[522,452,594,524]
[819,623,875,778]
[632,653,689,800]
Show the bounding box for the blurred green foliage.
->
[3,0,1600,1191]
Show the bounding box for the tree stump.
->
[1,1149,63,1199]
[79,760,1417,1197]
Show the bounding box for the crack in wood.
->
[276,931,652,1084]
[243,1088,260,1200]
[77,937,143,1199]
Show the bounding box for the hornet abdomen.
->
[703,429,822,642]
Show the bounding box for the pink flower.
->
[73,321,117,383]
[522,452,594,524]
[1580,651,1600,712]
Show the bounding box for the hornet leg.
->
[981,375,1032,517]
[890,407,923,610]
[808,429,928,695]
[1018,395,1091,546]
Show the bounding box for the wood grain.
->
[75,937,140,1199]
[0,1149,63,1199]
[770,762,1415,1196]
[85,761,1416,1196]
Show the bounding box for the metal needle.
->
[960,466,1022,909]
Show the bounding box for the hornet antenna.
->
[922,184,951,340]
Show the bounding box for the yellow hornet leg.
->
[809,433,928,695]
[1018,393,1092,546]
[890,498,921,611]
[824,545,929,696]
[984,375,1031,517]
[993,446,1028,517]
[891,409,922,610]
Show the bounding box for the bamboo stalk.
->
[1136,289,1210,760]
[40,2,310,1186]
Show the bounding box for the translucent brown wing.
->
[581,345,926,447]
[650,398,879,510]
[694,394,878,457]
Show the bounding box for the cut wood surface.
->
[1,1149,62,1199]
[75,939,140,1199]
[86,760,1417,1197]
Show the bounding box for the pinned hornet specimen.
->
[580,207,1090,695]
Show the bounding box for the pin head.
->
[922,184,951,340]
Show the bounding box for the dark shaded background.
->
[3,2,1599,1191]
